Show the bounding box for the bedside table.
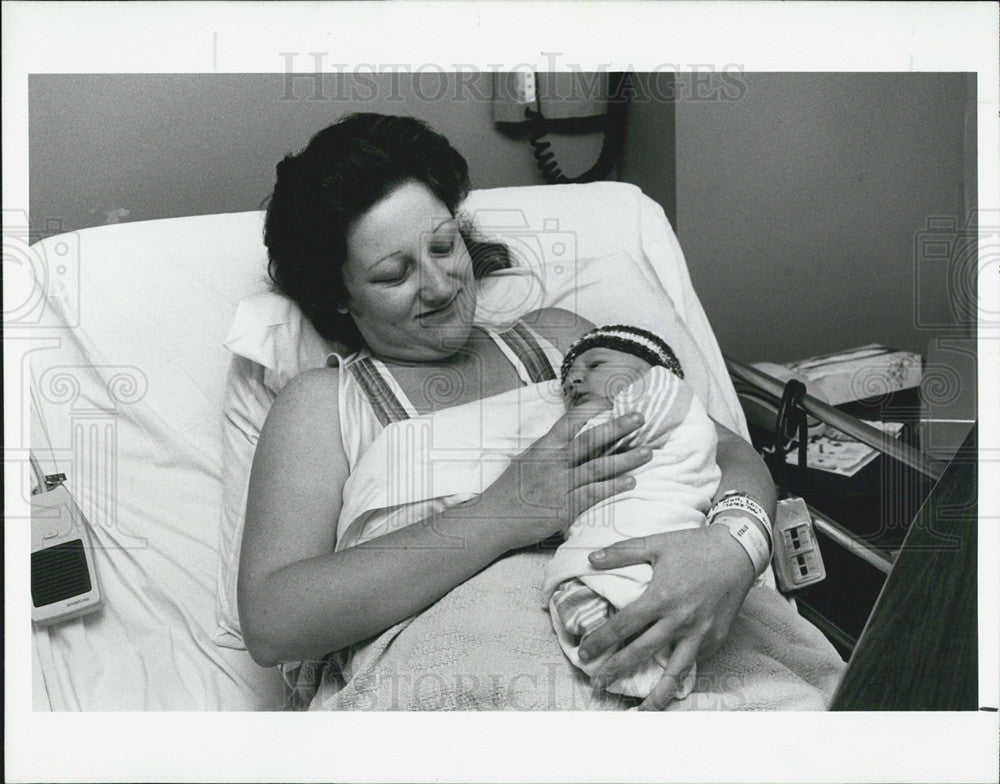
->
[786,387,934,553]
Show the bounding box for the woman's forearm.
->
[242,498,519,668]
[712,423,777,520]
[708,422,777,582]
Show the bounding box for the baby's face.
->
[562,347,652,411]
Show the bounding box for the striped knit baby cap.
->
[560,324,684,386]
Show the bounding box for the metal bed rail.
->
[725,356,958,663]
[725,356,948,482]
[807,505,894,575]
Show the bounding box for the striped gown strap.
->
[348,356,411,427]
[496,322,559,383]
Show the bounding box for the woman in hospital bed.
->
[237,113,840,710]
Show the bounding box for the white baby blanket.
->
[542,367,720,595]
[543,366,720,698]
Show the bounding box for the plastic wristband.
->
[708,492,773,540]
[711,514,771,577]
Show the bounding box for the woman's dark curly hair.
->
[264,113,511,347]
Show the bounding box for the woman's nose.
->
[418,256,455,304]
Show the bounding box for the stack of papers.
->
[755,344,922,406]
[786,421,905,476]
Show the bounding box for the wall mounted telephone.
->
[493,71,629,184]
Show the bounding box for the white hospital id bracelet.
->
[712,514,771,577]
[710,492,773,540]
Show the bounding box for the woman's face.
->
[341,180,476,362]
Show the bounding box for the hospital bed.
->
[21,181,945,710]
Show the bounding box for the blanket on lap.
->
[308,550,844,711]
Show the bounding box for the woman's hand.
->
[578,525,756,710]
[482,411,653,550]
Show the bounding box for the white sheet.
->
[29,211,284,709]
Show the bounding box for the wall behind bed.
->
[622,72,976,364]
[31,71,976,372]
[28,72,606,236]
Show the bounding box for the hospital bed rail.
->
[724,357,947,483]
[725,355,956,656]
[725,356,949,577]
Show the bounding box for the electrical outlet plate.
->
[772,496,827,592]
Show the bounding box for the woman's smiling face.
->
[341,180,477,362]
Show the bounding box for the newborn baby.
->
[542,324,722,701]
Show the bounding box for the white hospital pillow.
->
[214,249,721,649]
[223,289,343,392]
[215,292,337,647]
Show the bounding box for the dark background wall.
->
[31,72,975,368]
[620,72,976,363]
[28,72,605,232]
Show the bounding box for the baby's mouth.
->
[569,392,613,412]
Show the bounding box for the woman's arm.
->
[238,367,649,668]
[576,419,776,709]
[710,420,777,520]
[521,306,593,354]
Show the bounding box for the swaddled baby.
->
[542,325,722,701]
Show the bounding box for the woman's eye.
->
[375,266,409,285]
[428,237,456,257]
[587,361,603,370]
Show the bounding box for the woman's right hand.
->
[481,411,653,549]
[578,526,755,709]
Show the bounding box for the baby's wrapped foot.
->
[550,579,612,638]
